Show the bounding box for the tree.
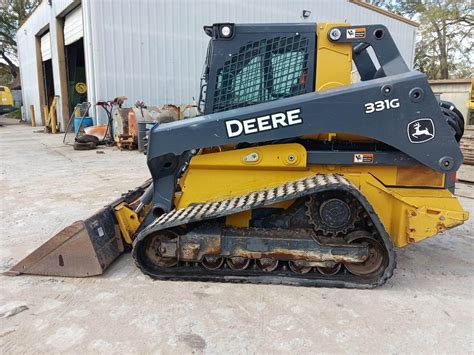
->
[0,0,40,84]
[368,0,473,79]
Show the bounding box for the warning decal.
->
[346,28,366,39]
[353,153,374,164]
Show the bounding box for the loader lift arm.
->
[148,76,462,213]
[147,25,462,214]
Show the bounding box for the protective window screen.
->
[233,56,262,103]
[272,52,305,95]
[213,35,309,112]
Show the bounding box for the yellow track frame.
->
[176,144,468,248]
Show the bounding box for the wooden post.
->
[42,105,48,126]
[29,105,36,127]
[50,97,58,134]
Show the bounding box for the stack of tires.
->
[73,135,99,150]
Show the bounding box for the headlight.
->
[220,25,232,38]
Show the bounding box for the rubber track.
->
[133,174,396,288]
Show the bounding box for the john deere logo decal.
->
[407,118,435,143]
[225,108,302,138]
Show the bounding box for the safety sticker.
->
[353,153,374,163]
[346,28,366,39]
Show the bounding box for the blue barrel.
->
[74,117,94,134]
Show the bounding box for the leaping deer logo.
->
[411,122,434,138]
[407,119,435,143]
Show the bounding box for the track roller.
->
[202,256,225,270]
[227,257,251,271]
[256,258,279,272]
[288,260,312,274]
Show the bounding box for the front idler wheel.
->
[143,230,178,268]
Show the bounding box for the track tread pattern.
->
[133,174,396,288]
[142,175,347,234]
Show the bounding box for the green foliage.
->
[5,107,21,119]
[368,0,473,79]
[0,66,13,85]
[0,0,40,83]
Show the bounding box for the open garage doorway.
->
[42,59,54,107]
[64,6,87,114]
[65,38,87,113]
[40,32,55,109]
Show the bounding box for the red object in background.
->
[299,69,308,85]
[128,110,137,140]
[449,172,456,184]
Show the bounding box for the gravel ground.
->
[1,118,473,354]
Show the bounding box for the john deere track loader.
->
[9,23,468,288]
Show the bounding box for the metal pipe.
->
[135,183,154,214]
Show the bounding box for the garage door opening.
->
[64,6,87,114]
[65,38,87,113]
[42,60,55,107]
[40,31,55,109]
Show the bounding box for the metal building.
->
[16,0,418,128]
[429,79,472,123]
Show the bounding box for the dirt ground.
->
[1,118,473,354]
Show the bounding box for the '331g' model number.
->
[364,98,400,114]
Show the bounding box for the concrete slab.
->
[1,118,473,353]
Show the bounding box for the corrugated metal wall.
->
[430,81,471,122]
[85,0,416,123]
[17,0,416,125]
[16,1,48,124]
[16,0,78,125]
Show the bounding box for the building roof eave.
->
[429,79,472,84]
[348,0,420,28]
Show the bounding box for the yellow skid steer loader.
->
[8,23,468,288]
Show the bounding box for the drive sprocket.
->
[304,191,360,236]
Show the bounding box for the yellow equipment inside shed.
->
[0,85,15,114]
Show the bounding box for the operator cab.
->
[199,23,316,114]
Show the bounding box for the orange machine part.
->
[128,110,137,141]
